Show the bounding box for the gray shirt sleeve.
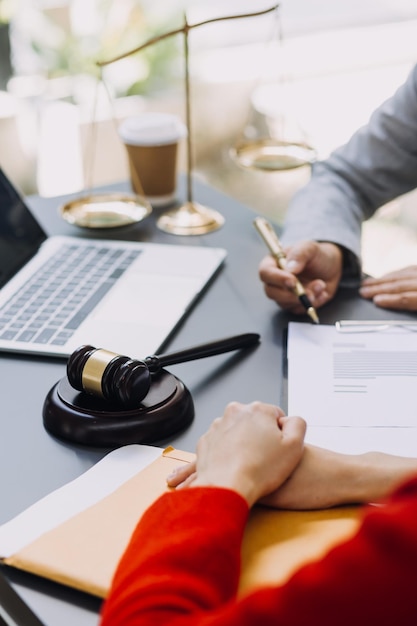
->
[281,64,417,281]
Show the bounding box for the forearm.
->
[101,479,417,625]
[265,445,417,510]
[282,64,417,273]
[100,488,249,626]
[347,450,417,504]
[282,163,367,265]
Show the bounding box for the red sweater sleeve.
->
[100,479,417,626]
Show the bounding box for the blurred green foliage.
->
[28,0,183,97]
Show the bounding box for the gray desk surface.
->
[0,177,414,625]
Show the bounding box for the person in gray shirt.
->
[259,64,417,314]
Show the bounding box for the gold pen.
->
[253,216,319,324]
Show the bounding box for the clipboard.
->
[336,320,417,333]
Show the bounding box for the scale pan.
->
[60,193,152,229]
[230,139,317,172]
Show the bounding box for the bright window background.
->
[1,0,417,274]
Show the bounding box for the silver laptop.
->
[0,169,226,359]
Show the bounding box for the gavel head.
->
[66,345,151,408]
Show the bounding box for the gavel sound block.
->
[43,333,260,447]
[43,370,193,447]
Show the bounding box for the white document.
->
[287,322,417,432]
[304,425,417,457]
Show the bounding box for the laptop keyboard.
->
[0,243,141,346]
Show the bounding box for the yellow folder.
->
[1,447,361,598]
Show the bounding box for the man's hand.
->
[258,241,343,313]
[167,402,306,507]
[360,266,417,311]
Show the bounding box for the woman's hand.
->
[258,241,343,313]
[169,443,417,510]
[360,266,417,311]
[265,446,417,509]
[167,402,306,507]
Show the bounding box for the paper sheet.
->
[287,322,417,453]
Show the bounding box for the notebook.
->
[0,169,226,359]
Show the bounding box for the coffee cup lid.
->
[118,113,187,147]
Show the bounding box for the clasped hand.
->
[167,401,417,510]
[167,401,305,508]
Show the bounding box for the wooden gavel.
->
[66,333,260,409]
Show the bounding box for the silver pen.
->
[254,216,319,324]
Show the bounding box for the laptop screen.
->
[0,169,47,289]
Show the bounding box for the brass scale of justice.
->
[60,2,315,235]
[44,3,314,447]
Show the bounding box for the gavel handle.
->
[144,333,260,372]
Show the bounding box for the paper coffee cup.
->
[118,113,187,207]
